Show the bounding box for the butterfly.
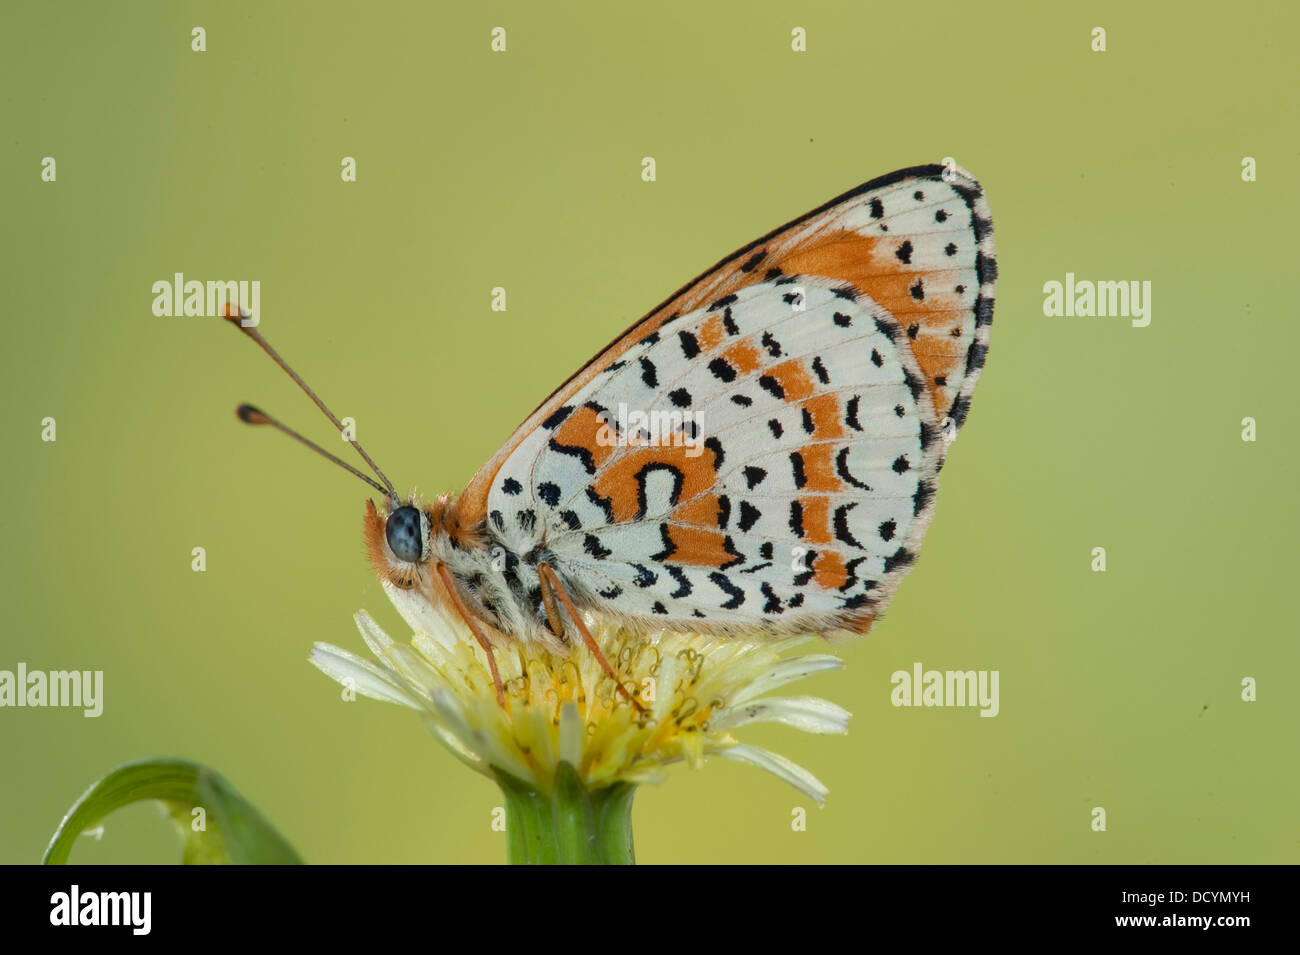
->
[227,162,996,707]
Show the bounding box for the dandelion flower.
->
[310,581,850,863]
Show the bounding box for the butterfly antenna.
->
[223,308,398,498]
[234,404,391,497]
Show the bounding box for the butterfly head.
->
[363,496,432,590]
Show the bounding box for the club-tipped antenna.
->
[235,404,391,497]
[223,308,398,498]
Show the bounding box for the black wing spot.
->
[722,308,739,336]
[892,455,911,474]
[668,387,692,408]
[801,408,815,434]
[709,293,738,311]
[708,356,737,383]
[768,418,784,439]
[743,466,767,490]
[760,541,774,560]
[541,406,574,430]
[761,331,783,357]
[945,242,958,256]
[537,482,561,506]
[902,368,923,401]
[910,280,925,301]
[840,556,869,592]
[741,251,766,272]
[869,197,884,218]
[913,481,935,516]
[708,572,745,610]
[666,565,693,598]
[761,582,784,614]
[650,524,677,561]
[907,324,920,339]
[490,510,505,531]
[846,395,864,431]
[758,375,785,399]
[764,267,784,280]
[717,494,731,529]
[652,601,668,615]
[831,285,858,301]
[895,240,913,264]
[640,356,658,388]
[632,563,658,587]
[738,501,761,532]
[678,331,700,359]
[789,500,804,538]
[583,534,611,559]
[634,462,685,519]
[599,584,624,600]
[871,348,883,368]
[836,447,871,490]
[950,394,972,427]
[833,312,853,327]
[873,316,899,343]
[704,436,725,469]
[586,486,615,523]
[834,503,865,548]
[559,509,581,530]
[720,535,745,570]
[789,451,807,489]
[731,394,753,407]
[879,519,897,541]
[502,478,523,495]
[811,356,830,384]
[935,209,949,223]
[883,547,915,574]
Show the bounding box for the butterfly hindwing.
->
[471,164,995,638]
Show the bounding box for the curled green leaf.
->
[43,758,303,865]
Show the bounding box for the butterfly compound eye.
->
[385,506,424,563]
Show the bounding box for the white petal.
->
[418,714,487,773]
[354,610,396,656]
[727,655,844,707]
[711,695,851,735]
[717,743,830,806]
[427,689,536,784]
[308,643,420,709]
[382,581,464,650]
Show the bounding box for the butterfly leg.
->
[434,561,506,706]
[537,562,645,713]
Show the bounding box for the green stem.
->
[494,763,636,865]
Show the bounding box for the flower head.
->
[311,582,850,804]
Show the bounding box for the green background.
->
[2,0,1296,864]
